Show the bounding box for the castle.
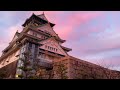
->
[0,13,120,79]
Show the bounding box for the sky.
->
[0,11,120,71]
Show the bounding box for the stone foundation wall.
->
[69,56,120,79]
[53,56,120,79]
[1,56,120,79]
[53,57,69,79]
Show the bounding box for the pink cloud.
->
[54,12,103,39]
[68,24,120,56]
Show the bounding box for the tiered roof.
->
[22,13,55,27]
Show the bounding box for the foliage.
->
[0,68,7,79]
[54,62,68,79]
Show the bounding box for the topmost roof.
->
[22,13,55,27]
[37,13,48,21]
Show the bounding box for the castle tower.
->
[0,13,72,78]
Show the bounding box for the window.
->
[50,47,52,50]
[56,49,57,52]
[51,47,53,50]
[48,46,50,49]
[45,45,47,49]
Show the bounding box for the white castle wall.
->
[0,50,19,69]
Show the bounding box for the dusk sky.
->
[0,11,120,71]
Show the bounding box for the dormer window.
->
[45,45,47,49]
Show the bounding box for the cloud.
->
[53,11,103,40]
[1,11,120,71]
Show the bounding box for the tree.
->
[53,62,68,79]
[75,64,98,79]
[96,59,119,79]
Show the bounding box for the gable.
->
[12,35,18,42]
[10,33,19,43]
[36,14,55,27]
[37,14,48,21]
[37,24,58,37]
[39,38,68,56]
